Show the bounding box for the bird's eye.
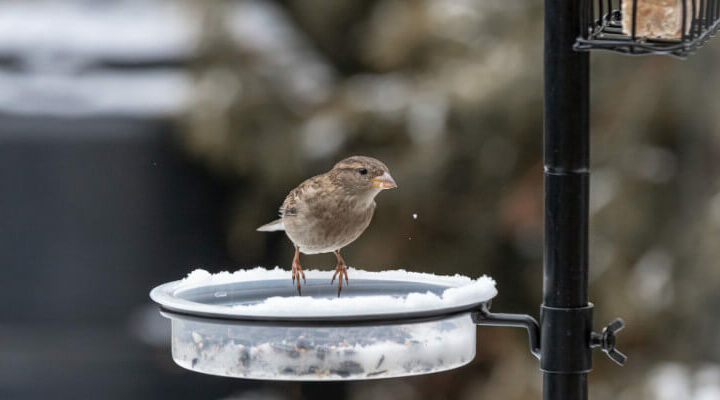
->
[358,168,368,175]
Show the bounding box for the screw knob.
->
[591,318,627,366]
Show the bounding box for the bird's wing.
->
[279,174,323,218]
[257,218,285,232]
[263,174,324,230]
[256,183,302,233]
[279,188,299,218]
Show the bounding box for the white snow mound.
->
[171,267,497,318]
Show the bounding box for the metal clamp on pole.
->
[472,302,541,359]
[540,304,594,374]
[472,302,627,368]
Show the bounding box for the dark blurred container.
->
[0,2,260,397]
[0,115,250,399]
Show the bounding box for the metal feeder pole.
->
[542,1,592,399]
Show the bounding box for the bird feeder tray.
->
[150,268,497,381]
[574,0,720,57]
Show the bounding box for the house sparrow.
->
[257,156,397,296]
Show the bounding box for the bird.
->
[257,156,397,296]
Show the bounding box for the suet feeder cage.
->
[575,0,720,57]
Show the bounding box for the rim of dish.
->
[150,267,497,322]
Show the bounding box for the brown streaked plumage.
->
[257,156,397,295]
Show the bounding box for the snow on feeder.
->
[150,267,499,380]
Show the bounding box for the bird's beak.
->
[371,172,397,189]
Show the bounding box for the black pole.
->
[542,1,592,400]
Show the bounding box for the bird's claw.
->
[334,273,343,297]
[331,264,349,296]
[291,262,305,295]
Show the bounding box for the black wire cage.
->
[575,0,720,57]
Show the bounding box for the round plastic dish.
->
[150,268,496,381]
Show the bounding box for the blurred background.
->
[2,0,720,399]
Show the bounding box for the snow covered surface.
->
[0,0,198,61]
[0,0,331,117]
[153,267,497,319]
[179,266,491,289]
[0,0,195,117]
[0,70,191,117]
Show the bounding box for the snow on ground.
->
[0,0,199,61]
[0,70,192,117]
[0,0,331,117]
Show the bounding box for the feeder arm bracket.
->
[472,302,626,366]
[472,302,541,359]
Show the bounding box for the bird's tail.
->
[257,218,285,232]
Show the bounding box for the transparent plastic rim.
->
[150,268,497,323]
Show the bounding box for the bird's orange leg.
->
[291,246,306,295]
[331,250,349,296]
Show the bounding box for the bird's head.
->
[331,156,397,195]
